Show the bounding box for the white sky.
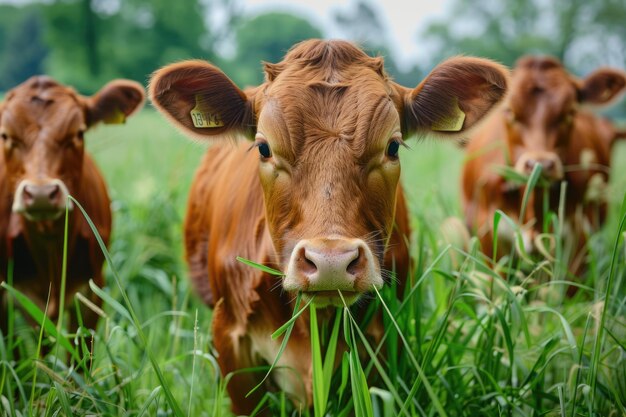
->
[240,0,451,70]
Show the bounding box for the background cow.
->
[0,76,144,339]
[462,56,626,274]
[150,39,508,414]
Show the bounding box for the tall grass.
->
[1,111,624,416]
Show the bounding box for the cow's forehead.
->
[9,76,79,104]
[259,41,395,120]
[510,66,577,117]
[258,54,398,160]
[258,80,398,160]
[3,81,84,135]
[514,67,573,92]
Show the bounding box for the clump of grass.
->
[0,188,220,416]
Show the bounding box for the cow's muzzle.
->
[284,237,382,307]
[515,152,564,182]
[12,179,73,221]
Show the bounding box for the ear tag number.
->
[104,107,126,125]
[190,95,224,128]
[432,98,466,132]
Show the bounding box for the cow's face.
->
[150,40,508,306]
[506,56,626,181]
[253,60,404,305]
[0,76,144,222]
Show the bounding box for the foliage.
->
[332,1,424,88]
[0,5,48,91]
[419,0,626,115]
[0,0,229,93]
[421,0,626,71]
[43,0,214,93]
[228,11,323,86]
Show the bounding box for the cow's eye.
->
[386,140,401,159]
[1,133,7,141]
[257,142,272,159]
[77,130,85,140]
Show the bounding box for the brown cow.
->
[150,39,508,414]
[462,56,626,274]
[0,76,144,338]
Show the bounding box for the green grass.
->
[1,109,625,416]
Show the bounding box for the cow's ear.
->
[398,57,509,138]
[149,60,256,140]
[85,80,145,127]
[579,68,626,106]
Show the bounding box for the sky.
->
[240,0,451,71]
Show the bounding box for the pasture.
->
[1,108,625,416]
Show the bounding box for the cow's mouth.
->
[302,290,362,307]
[21,208,66,222]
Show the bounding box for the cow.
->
[149,39,508,414]
[461,56,626,276]
[0,76,145,341]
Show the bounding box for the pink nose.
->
[284,238,381,294]
[298,244,362,283]
[12,179,70,220]
[521,155,563,180]
[22,182,62,209]
[524,158,553,172]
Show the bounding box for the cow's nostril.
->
[48,184,60,201]
[542,159,555,170]
[525,159,536,170]
[346,248,362,275]
[300,247,318,275]
[23,186,34,200]
[304,257,317,273]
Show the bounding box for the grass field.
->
[1,108,625,416]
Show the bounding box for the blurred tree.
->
[421,0,626,116]
[332,1,424,87]
[82,0,99,76]
[334,0,387,49]
[44,0,99,91]
[229,12,323,86]
[0,6,48,90]
[575,0,626,70]
[422,0,555,67]
[421,0,626,72]
[97,0,211,84]
[42,0,227,92]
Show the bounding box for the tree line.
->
[0,0,625,111]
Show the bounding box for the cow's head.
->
[150,40,508,306]
[0,76,144,222]
[506,56,626,181]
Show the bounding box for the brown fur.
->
[150,39,509,414]
[0,76,144,337]
[462,55,626,274]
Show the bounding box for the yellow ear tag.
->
[190,95,224,128]
[103,107,126,125]
[431,98,466,132]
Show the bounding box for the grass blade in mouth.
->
[236,256,284,276]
